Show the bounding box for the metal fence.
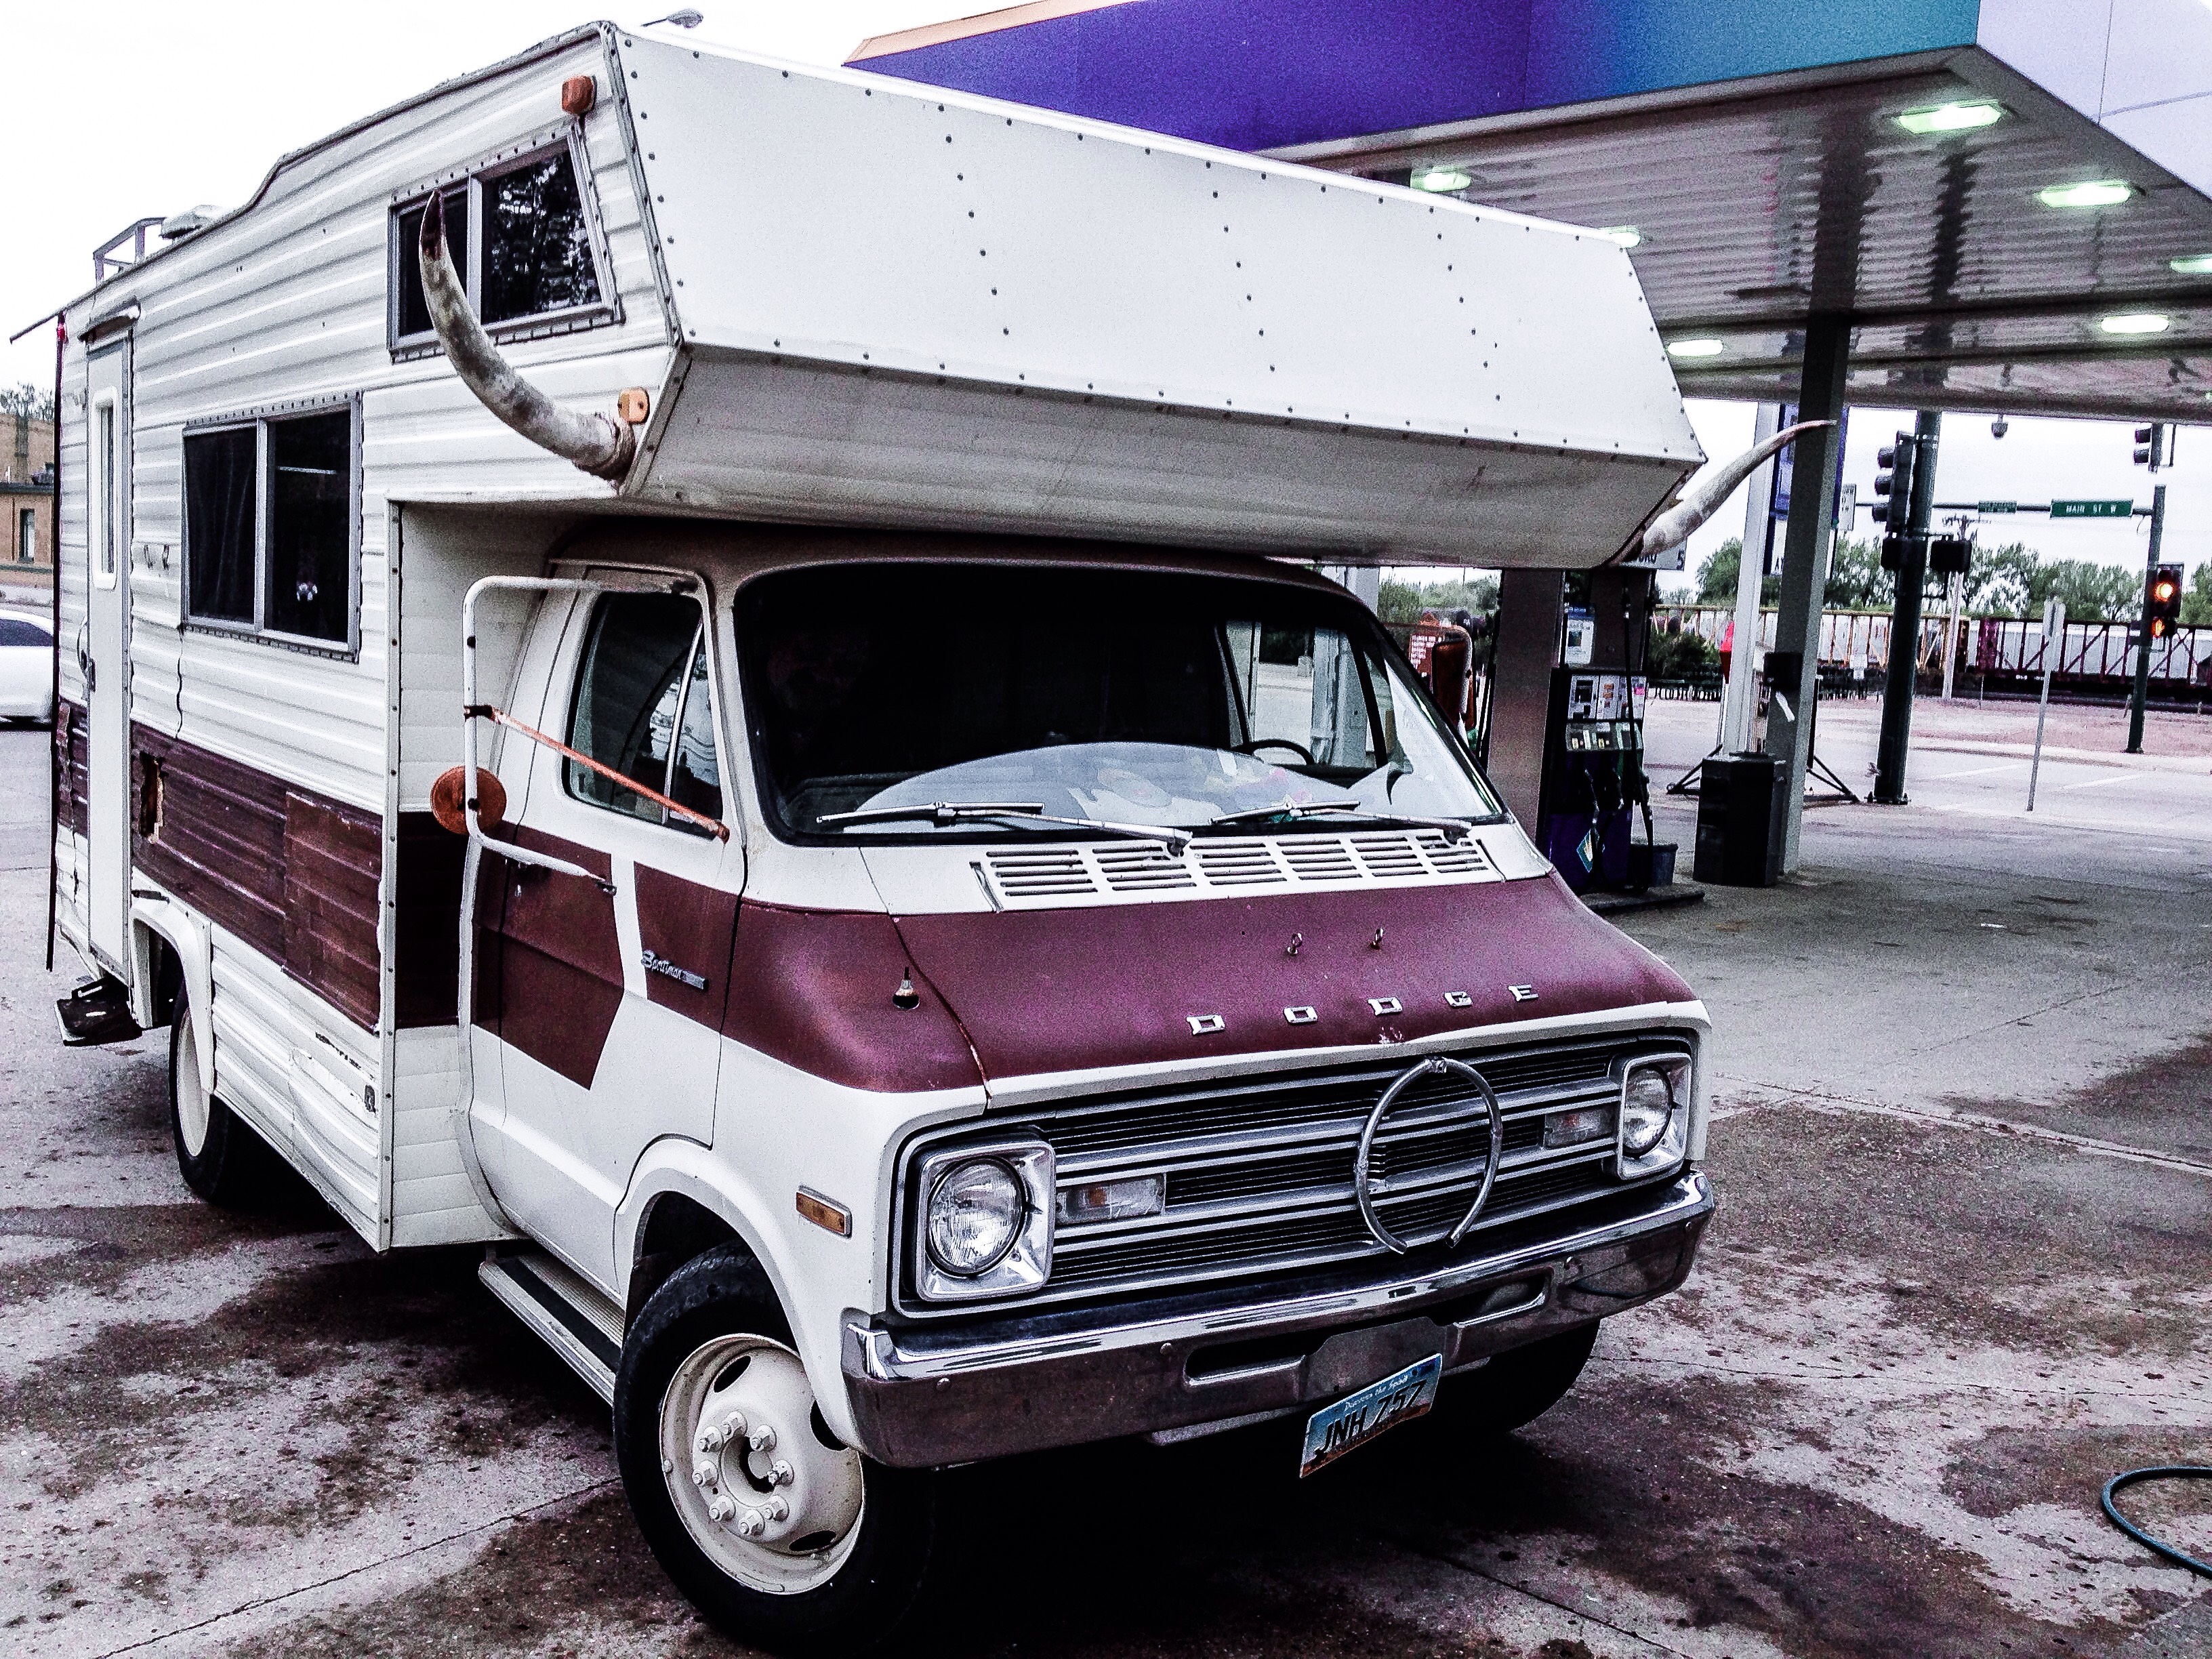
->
[1654,605,2211,689]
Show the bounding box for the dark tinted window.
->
[735,565,1501,840]
[184,426,257,624]
[481,153,602,325]
[566,595,722,831]
[393,188,467,340]
[0,618,49,647]
[265,411,352,642]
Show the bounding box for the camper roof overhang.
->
[608,33,1702,567]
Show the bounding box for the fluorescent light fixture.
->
[2170,253,2212,275]
[2098,312,2171,335]
[1411,165,1473,193]
[2038,180,2135,209]
[1597,226,1643,249]
[1667,338,1725,359]
[1895,101,2005,135]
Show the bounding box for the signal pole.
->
[2127,424,2171,754]
[1874,411,1940,803]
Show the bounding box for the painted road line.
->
[2057,773,2134,791]
[1929,762,2020,779]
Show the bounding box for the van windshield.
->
[735,562,1502,840]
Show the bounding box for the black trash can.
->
[1694,755,1784,887]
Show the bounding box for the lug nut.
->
[697,1412,746,1452]
[693,1460,718,1490]
[762,1496,790,1523]
[707,1494,737,1523]
[736,1507,767,1538]
[769,1458,796,1488]
[747,1423,777,1454]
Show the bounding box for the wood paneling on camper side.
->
[131,724,381,1031]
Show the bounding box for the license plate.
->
[1298,1353,1442,1477]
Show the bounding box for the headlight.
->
[911,1138,1055,1303]
[926,1158,1023,1276]
[1620,1070,1675,1155]
[1616,1054,1692,1175]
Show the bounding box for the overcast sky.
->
[9,3,2205,587]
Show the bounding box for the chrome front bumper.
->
[842,1170,1714,1468]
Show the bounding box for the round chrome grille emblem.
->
[1352,1057,1504,1254]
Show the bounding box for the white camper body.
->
[46,24,1715,1648]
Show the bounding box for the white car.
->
[0,605,56,723]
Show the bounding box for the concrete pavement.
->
[2,711,2208,1658]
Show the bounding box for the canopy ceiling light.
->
[1410,165,1473,192]
[2170,253,2212,275]
[1666,338,1725,359]
[2098,312,2171,335]
[2038,180,2135,209]
[1894,100,2005,135]
[1597,226,1643,249]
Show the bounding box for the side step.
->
[56,975,142,1047]
[480,1249,623,1406]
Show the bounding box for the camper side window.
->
[390,136,612,354]
[182,404,359,653]
[565,595,723,834]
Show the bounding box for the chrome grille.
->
[898,1031,1692,1315]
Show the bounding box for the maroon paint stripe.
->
[484,825,622,1088]
[634,862,737,1027]
[723,900,983,1095]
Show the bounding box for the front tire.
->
[614,1246,935,1657]
[169,984,279,1207]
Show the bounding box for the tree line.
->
[1685,536,2212,627]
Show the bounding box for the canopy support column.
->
[1761,314,1850,873]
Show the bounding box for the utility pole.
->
[1873,411,1940,804]
[2127,422,2171,754]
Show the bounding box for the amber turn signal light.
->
[796,1188,853,1237]
[560,75,597,116]
[616,386,651,425]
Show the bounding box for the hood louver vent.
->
[979,830,1501,909]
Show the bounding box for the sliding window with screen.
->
[388,127,618,357]
[181,398,361,656]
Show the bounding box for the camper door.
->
[82,340,132,977]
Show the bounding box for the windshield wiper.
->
[817,800,1193,853]
[1199,798,1475,842]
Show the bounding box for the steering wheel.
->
[1234,737,1314,765]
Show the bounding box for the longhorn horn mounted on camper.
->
[417,191,636,482]
[1635,420,1833,562]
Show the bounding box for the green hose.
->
[2101,1467,2212,1578]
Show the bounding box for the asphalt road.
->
[3,712,2209,1658]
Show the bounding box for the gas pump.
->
[1536,670,1647,890]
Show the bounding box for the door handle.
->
[76,627,93,693]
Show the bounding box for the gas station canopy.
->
[851,0,2212,421]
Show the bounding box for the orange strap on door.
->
[465,703,731,842]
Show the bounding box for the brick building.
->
[0,411,55,600]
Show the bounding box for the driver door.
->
[476,582,740,1290]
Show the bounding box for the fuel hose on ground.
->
[2100,1467,2212,1578]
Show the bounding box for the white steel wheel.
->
[657,1332,865,1595]
[173,1015,212,1158]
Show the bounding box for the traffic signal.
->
[1872,434,1917,525]
[2148,562,2184,638]
[2134,424,2169,468]
[1929,535,1973,576]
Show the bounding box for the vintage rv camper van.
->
[42,22,1764,1651]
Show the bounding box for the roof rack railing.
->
[91,218,165,284]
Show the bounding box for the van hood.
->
[891,874,1695,1086]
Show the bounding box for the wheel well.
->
[144,930,182,1029]
[628,1191,745,1327]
